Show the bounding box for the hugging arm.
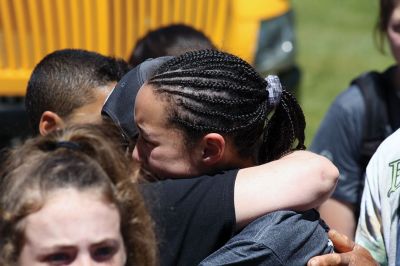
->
[234,150,339,228]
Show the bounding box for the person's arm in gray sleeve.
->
[310,86,365,239]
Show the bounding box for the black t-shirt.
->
[140,170,238,266]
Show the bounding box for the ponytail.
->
[259,89,306,163]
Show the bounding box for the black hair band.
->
[54,141,81,151]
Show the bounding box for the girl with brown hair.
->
[0,123,156,266]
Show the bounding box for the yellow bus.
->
[0,0,297,144]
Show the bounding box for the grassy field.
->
[292,0,393,146]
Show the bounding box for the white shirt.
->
[356,128,400,266]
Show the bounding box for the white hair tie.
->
[265,75,282,108]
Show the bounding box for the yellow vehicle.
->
[0,0,297,144]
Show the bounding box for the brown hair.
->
[0,122,157,266]
[376,0,399,51]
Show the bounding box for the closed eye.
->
[137,125,157,147]
[90,239,121,262]
[138,133,156,147]
[42,252,75,265]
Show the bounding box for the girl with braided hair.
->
[133,49,305,179]
[0,123,156,266]
[131,50,333,265]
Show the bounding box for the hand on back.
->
[307,230,378,266]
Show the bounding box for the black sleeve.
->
[140,170,238,266]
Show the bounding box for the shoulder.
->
[310,85,365,155]
[368,129,400,166]
[330,85,365,116]
[375,128,400,154]
[311,84,365,141]
[367,129,400,174]
[140,171,239,265]
[140,169,238,218]
[203,210,333,265]
[233,210,329,244]
[140,169,238,195]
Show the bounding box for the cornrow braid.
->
[151,69,260,87]
[175,102,268,133]
[154,60,264,92]
[183,102,265,121]
[151,78,262,95]
[155,49,231,72]
[155,50,262,82]
[148,50,306,163]
[149,87,260,106]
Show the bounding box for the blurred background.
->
[0,0,394,147]
[293,0,393,146]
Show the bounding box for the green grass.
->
[292,0,394,146]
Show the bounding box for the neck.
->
[213,147,256,172]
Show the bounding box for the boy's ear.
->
[39,111,65,136]
[200,133,225,166]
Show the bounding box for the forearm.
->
[234,150,338,228]
[318,198,356,240]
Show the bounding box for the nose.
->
[132,145,141,162]
[73,255,97,266]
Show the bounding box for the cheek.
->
[147,147,175,168]
[146,147,191,178]
[18,241,41,266]
[133,140,171,172]
[113,245,127,265]
[388,30,400,63]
